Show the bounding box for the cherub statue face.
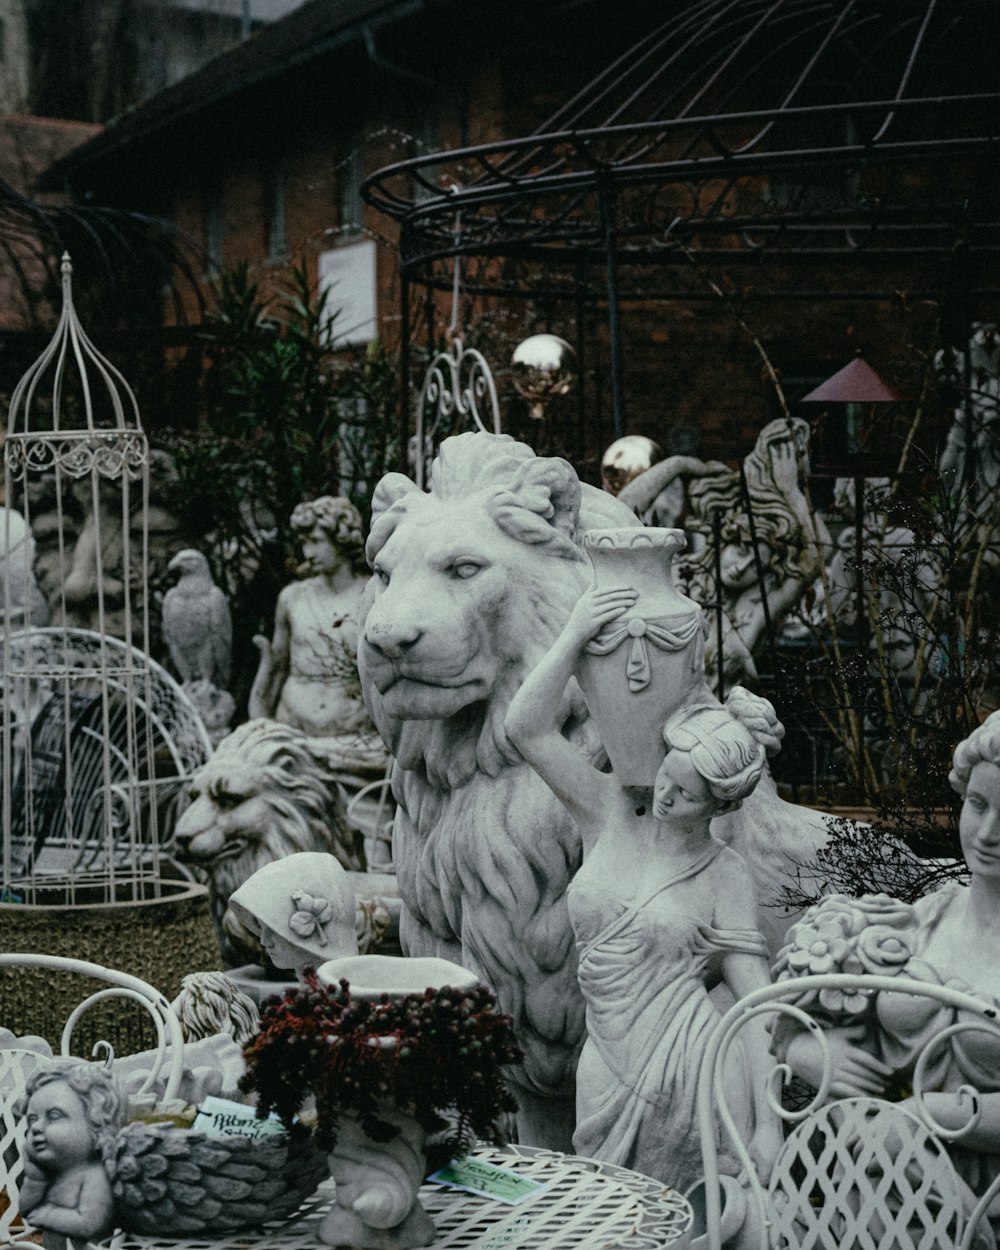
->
[960,760,1000,879]
[24,1080,96,1170]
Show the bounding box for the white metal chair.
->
[0,953,184,1247]
[694,974,1000,1250]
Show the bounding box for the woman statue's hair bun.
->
[724,686,785,757]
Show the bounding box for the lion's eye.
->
[450,562,482,580]
[373,565,390,585]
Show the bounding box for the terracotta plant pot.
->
[318,1105,435,1250]
[575,527,705,786]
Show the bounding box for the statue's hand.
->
[564,585,638,647]
[768,437,801,493]
[251,634,271,658]
[785,1024,893,1098]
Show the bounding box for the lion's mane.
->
[175,718,357,932]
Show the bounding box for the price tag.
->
[192,1095,287,1140]
[427,1157,548,1205]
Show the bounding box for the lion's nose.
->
[365,617,423,661]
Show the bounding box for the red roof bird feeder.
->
[800,352,901,404]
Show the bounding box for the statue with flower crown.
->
[772,709,1000,1240]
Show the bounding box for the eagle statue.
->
[162,549,232,687]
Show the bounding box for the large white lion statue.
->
[358,432,833,1149]
[173,718,361,962]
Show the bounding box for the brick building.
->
[34,0,1000,470]
[0,112,102,372]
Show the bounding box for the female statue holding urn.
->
[506,583,783,1192]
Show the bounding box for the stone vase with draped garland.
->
[575,527,705,787]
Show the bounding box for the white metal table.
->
[104,1144,694,1250]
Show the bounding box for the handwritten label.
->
[192,1095,287,1140]
[427,1157,547,1205]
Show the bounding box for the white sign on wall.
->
[318,240,378,346]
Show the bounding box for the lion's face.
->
[361,497,530,722]
[172,719,353,910]
[174,769,269,865]
[173,756,275,888]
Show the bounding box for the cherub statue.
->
[619,417,830,685]
[170,970,260,1045]
[248,496,389,819]
[772,708,1000,1238]
[13,1055,326,1240]
[226,850,360,979]
[937,323,1000,558]
[505,584,784,1193]
[16,1060,125,1244]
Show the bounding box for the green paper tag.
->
[427,1157,548,1205]
[192,1095,287,1140]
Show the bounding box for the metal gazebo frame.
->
[364,0,1000,451]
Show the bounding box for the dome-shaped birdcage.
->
[1,255,212,908]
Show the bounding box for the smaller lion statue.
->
[173,718,361,964]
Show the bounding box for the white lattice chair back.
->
[770,1096,965,1248]
[695,974,1000,1250]
[0,1048,45,1246]
[0,953,184,1246]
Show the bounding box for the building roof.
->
[47,0,423,183]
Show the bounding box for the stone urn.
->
[576,527,704,786]
[314,954,480,1250]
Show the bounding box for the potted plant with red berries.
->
[240,956,522,1250]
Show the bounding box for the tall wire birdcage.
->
[1,254,170,906]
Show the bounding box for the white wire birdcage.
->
[0,254,206,907]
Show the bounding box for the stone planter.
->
[576,527,704,786]
[319,1105,436,1250]
[317,953,479,999]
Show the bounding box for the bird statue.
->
[162,549,232,687]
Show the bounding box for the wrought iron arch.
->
[365,0,1000,441]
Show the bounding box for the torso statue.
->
[272,575,371,739]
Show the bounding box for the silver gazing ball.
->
[601,434,664,496]
[511,334,577,419]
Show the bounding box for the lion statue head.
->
[173,718,360,962]
[361,432,632,789]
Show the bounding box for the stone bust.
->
[226,851,360,977]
